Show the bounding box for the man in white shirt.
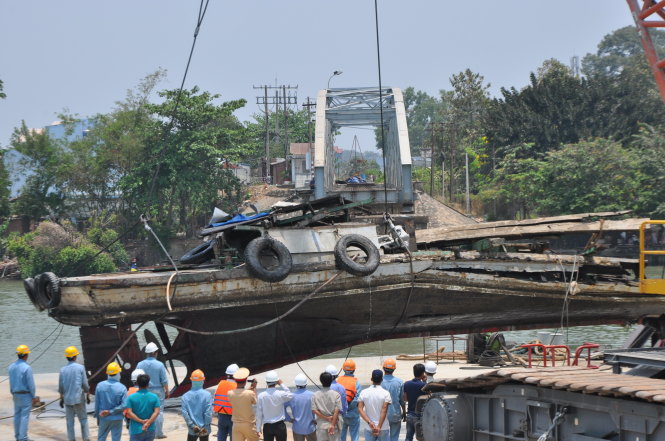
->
[256,370,293,441]
[358,370,391,441]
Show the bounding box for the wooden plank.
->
[510,369,591,382]
[635,389,665,400]
[423,211,632,233]
[416,218,648,245]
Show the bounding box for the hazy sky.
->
[0,1,635,154]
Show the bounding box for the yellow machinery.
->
[640,220,665,294]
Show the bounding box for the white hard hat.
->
[425,361,437,374]
[131,368,145,382]
[145,342,159,353]
[325,364,338,376]
[226,363,239,375]
[265,370,279,383]
[294,373,308,387]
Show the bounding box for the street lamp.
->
[328,70,343,89]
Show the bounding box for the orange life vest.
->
[336,375,358,403]
[213,379,237,414]
[123,386,139,417]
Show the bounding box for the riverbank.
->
[0,355,492,440]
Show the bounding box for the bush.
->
[6,222,120,278]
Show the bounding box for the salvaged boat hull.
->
[33,253,665,396]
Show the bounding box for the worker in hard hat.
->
[123,369,145,427]
[402,364,427,441]
[125,373,161,441]
[95,362,128,441]
[214,363,239,441]
[284,373,316,441]
[182,369,213,440]
[424,361,436,383]
[380,359,405,441]
[9,344,35,441]
[325,365,348,417]
[336,359,362,441]
[228,367,259,441]
[256,370,293,441]
[136,342,169,439]
[312,372,343,441]
[59,346,91,441]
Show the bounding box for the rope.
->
[156,269,346,336]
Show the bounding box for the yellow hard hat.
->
[190,369,205,381]
[16,345,30,355]
[106,362,122,375]
[64,346,79,358]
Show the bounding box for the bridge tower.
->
[312,87,414,212]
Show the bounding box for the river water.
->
[0,280,636,374]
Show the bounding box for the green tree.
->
[244,108,313,167]
[124,86,249,235]
[477,149,545,220]
[0,78,6,99]
[582,26,665,77]
[630,124,665,217]
[537,139,641,215]
[10,122,66,220]
[0,150,10,217]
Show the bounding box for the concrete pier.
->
[0,355,491,440]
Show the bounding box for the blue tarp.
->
[208,212,270,228]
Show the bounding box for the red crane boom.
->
[627,0,665,102]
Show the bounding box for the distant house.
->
[222,161,251,184]
[289,143,312,188]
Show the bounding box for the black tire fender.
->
[34,272,61,310]
[23,277,40,311]
[244,237,293,283]
[334,234,380,276]
[180,240,216,265]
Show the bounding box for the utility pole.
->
[465,150,471,215]
[429,125,435,196]
[441,159,445,202]
[283,85,290,181]
[302,97,316,179]
[253,84,298,184]
[427,122,444,197]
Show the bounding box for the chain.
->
[537,407,567,441]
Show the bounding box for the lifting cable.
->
[372,0,417,333]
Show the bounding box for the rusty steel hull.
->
[42,257,665,396]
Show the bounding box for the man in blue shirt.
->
[325,365,348,417]
[380,359,404,441]
[402,364,427,441]
[59,346,90,441]
[95,362,128,441]
[136,342,169,439]
[181,369,213,441]
[126,373,161,441]
[9,344,35,441]
[284,373,316,441]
